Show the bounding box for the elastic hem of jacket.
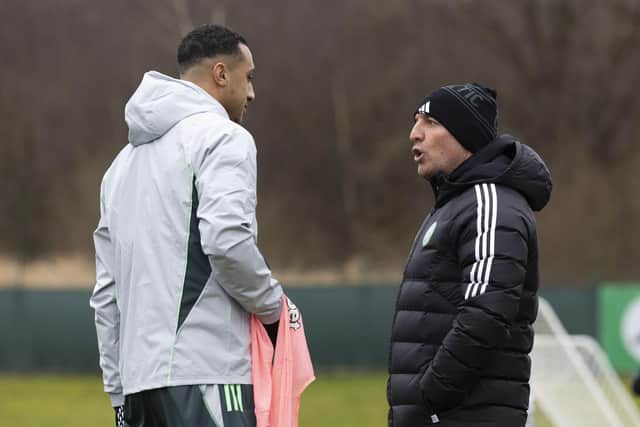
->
[121,375,252,397]
[109,392,124,407]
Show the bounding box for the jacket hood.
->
[125,71,228,146]
[431,134,552,211]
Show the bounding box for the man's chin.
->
[234,111,247,124]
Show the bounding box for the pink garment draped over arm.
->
[251,295,315,427]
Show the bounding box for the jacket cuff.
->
[257,310,280,325]
[109,392,125,407]
[257,296,283,324]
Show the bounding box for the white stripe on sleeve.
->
[466,185,484,300]
[472,184,491,297]
[466,184,498,299]
[480,184,498,295]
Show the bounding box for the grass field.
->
[0,373,388,427]
[1,373,638,426]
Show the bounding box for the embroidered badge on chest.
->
[422,221,438,247]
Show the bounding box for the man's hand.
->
[114,405,125,427]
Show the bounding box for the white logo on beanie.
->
[418,101,430,114]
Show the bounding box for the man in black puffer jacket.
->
[387,83,552,427]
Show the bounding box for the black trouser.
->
[123,384,255,427]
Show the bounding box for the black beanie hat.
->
[415,83,498,153]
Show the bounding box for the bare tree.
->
[1,0,639,283]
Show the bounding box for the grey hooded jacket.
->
[90,71,283,406]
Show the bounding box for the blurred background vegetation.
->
[1,0,639,287]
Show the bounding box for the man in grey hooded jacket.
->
[90,25,283,427]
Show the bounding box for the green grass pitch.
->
[0,372,387,427]
[1,373,638,426]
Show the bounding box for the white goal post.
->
[531,297,640,427]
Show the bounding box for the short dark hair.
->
[177,25,247,73]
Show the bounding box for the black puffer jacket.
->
[387,135,552,427]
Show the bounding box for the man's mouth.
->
[412,147,424,162]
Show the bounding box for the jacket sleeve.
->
[193,127,283,324]
[89,179,124,407]
[420,184,529,413]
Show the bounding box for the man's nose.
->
[409,123,422,143]
[247,83,255,102]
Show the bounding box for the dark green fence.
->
[0,290,98,371]
[0,286,597,372]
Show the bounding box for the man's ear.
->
[212,62,228,87]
